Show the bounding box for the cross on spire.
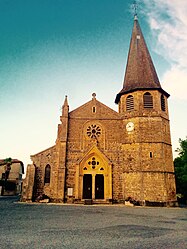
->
[133,0,138,19]
[92,93,96,99]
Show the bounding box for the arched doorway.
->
[75,146,112,203]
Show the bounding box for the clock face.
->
[126,122,134,132]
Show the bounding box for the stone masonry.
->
[21,15,177,206]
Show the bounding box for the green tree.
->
[174,138,187,201]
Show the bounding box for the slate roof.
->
[115,16,169,104]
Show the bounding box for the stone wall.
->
[21,164,35,201]
[22,92,177,205]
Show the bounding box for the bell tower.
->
[115,14,177,205]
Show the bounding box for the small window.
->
[143,92,153,109]
[126,95,134,111]
[44,164,51,184]
[150,152,153,158]
[161,95,166,111]
[92,106,96,113]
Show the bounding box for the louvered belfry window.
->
[126,95,134,111]
[161,94,166,111]
[143,92,153,109]
[44,164,51,184]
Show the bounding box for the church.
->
[21,14,177,206]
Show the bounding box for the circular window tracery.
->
[87,124,101,139]
[88,157,99,169]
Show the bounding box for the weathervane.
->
[133,0,138,19]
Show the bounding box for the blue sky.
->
[0,0,186,167]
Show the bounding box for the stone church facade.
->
[22,15,177,206]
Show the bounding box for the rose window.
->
[87,124,101,139]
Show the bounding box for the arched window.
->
[143,92,153,109]
[126,95,134,111]
[44,164,51,184]
[161,94,166,111]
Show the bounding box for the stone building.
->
[0,159,24,196]
[22,15,177,206]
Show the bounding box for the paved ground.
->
[0,197,187,249]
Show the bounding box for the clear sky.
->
[0,0,186,169]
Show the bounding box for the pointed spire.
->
[62,95,69,117]
[115,17,169,103]
[63,95,68,107]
